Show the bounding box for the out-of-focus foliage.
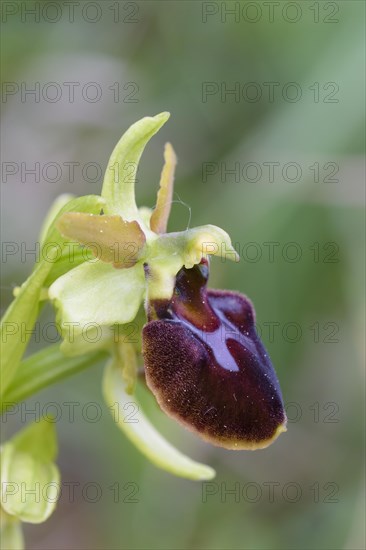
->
[1,1,364,549]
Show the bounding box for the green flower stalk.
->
[0,113,286,548]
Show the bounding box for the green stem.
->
[1,345,106,412]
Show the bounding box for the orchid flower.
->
[0,113,286,547]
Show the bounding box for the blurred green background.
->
[1,1,365,549]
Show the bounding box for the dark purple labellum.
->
[142,260,287,450]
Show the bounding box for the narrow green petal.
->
[49,261,145,338]
[103,359,216,481]
[150,142,177,234]
[101,112,170,220]
[0,420,60,523]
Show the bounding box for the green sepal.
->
[101,112,170,221]
[49,260,146,341]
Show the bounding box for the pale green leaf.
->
[1,345,105,410]
[0,247,58,399]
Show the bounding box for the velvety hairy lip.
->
[142,260,287,450]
